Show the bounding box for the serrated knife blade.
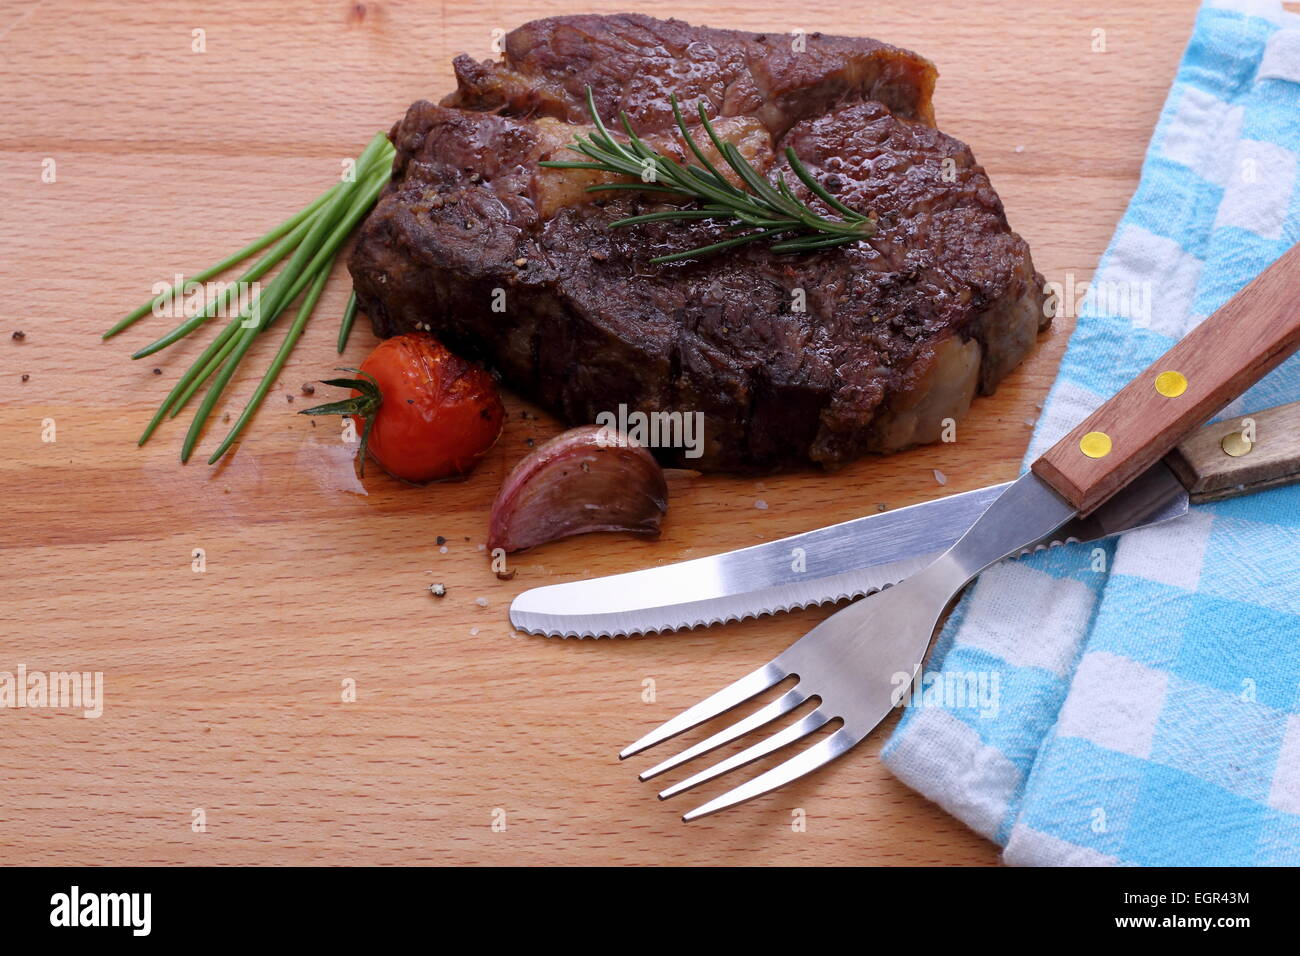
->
[510,460,1190,638]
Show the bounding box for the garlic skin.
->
[488,426,668,553]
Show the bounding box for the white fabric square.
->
[959,563,1095,677]
[1213,139,1298,240]
[885,707,1023,842]
[1056,651,1169,759]
[1094,226,1204,338]
[1161,86,1243,187]
[1267,714,1300,814]
[1024,380,1105,461]
[1207,0,1291,26]
[1005,823,1121,867]
[1259,28,1300,84]
[1111,509,1215,592]
[1199,515,1300,616]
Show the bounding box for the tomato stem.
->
[298,368,383,476]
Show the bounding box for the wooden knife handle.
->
[1032,242,1300,514]
[1166,400,1300,504]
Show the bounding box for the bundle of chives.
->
[104,131,395,464]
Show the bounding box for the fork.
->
[619,475,1066,820]
[623,241,1300,820]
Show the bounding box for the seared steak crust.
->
[443,13,938,133]
[350,14,1048,471]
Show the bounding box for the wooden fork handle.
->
[1167,400,1300,504]
[1033,242,1300,514]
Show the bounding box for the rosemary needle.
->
[539,87,875,264]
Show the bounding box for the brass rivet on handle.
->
[1080,431,1112,459]
[1221,431,1253,457]
[1155,370,1188,398]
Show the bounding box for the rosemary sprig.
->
[107,131,395,464]
[539,87,875,264]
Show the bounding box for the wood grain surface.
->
[0,0,1195,866]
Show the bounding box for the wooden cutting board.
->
[0,0,1194,865]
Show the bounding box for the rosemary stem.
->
[649,227,791,265]
[541,86,874,262]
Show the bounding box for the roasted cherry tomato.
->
[302,332,504,483]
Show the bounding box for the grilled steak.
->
[350,14,1048,471]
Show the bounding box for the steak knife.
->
[513,246,1300,638]
[512,402,1300,637]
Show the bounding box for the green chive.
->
[120,131,395,463]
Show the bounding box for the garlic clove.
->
[488,425,668,553]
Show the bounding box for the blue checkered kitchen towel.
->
[882,0,1300,866]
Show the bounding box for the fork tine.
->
[681,728,857,821]
[658,709,829,799]
[639,687,807,781]
[619,661,787,760]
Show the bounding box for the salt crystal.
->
[439,545,448,554]
[754,499,769,510]
[475,597,488,607]
[933,469,947,486]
